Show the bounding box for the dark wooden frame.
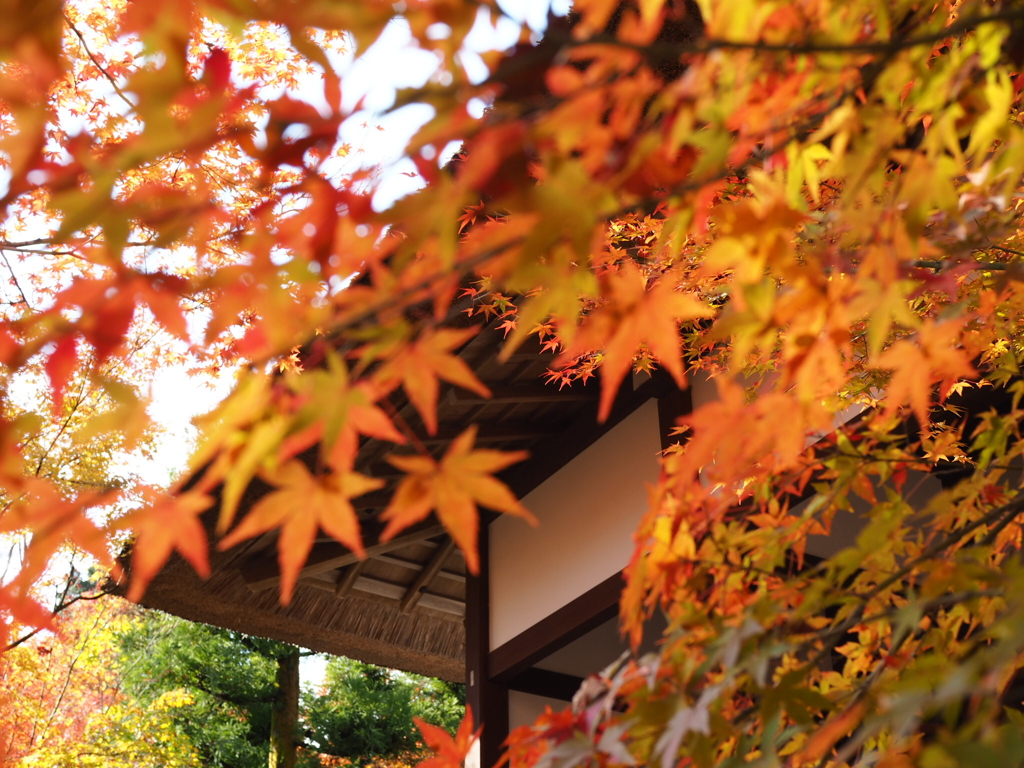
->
[466,522,508,768]
[489,572,623,682]
[506,668,586,702]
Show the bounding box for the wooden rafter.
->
[448,385,597,405]
[373,552,466,584]
[298,573,465,617]
[334,560,368,597]
[240,521,446,590]
[400,537,456,613]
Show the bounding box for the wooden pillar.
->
[269,646,300,768]
[465,519,508,768]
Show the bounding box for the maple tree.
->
[0,597,199,768]
[305,657,465,762]
[4,0,1024,766]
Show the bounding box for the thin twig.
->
[0,250,32,309]
[3,587,114,652]
[64,16,136,113]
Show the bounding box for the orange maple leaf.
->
[0,479,112,593]
[793,702,867,764]
[558,262,714,421]
[416,709,479,768]
[116,489,213,602]
[875,320,977,426]
[218,460,383,603]
[375,327,490,434]
[381,426,534,573]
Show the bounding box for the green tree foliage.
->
[305,659,465,761]
[118,612,292,768]
[117,612,465,768]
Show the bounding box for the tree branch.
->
[64,16,136,113]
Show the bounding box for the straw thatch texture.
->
[138,550,466,681]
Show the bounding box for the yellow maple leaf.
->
[381,426,534,573]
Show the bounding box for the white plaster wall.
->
[489,399,661,650]
[509,690,567,731]
[689,370,718,411]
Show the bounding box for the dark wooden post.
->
[465,519,508,768]
[269,646,300,768]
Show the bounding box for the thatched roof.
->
[125,317,665,681]
[137,537,468,681]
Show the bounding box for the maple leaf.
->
[375,327,491,435]
[381,427,534,573]
[115,489,213,603]
[416,709,480,768]
[56,277,137,364]
[218,460,383,604]
[792,702,867,764]
[44,335,78,417]
[558,262,714,421]
[875,320,977,426]
[654,685,721,768]
[291,357,407,473]
[0,479,112,593]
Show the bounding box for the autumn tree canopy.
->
[4,0,1024,765]
[0,598,200,768]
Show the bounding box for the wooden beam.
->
[334,560,367,597]
[489,572,623,683]
[240,522,446,591]
[466,519,508,768]
[401,538,456,613]
[349,574,464,615]
[449,385,598,405]
[373,552,466,585]
[298,573,465,617]
[507,667,584,703]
